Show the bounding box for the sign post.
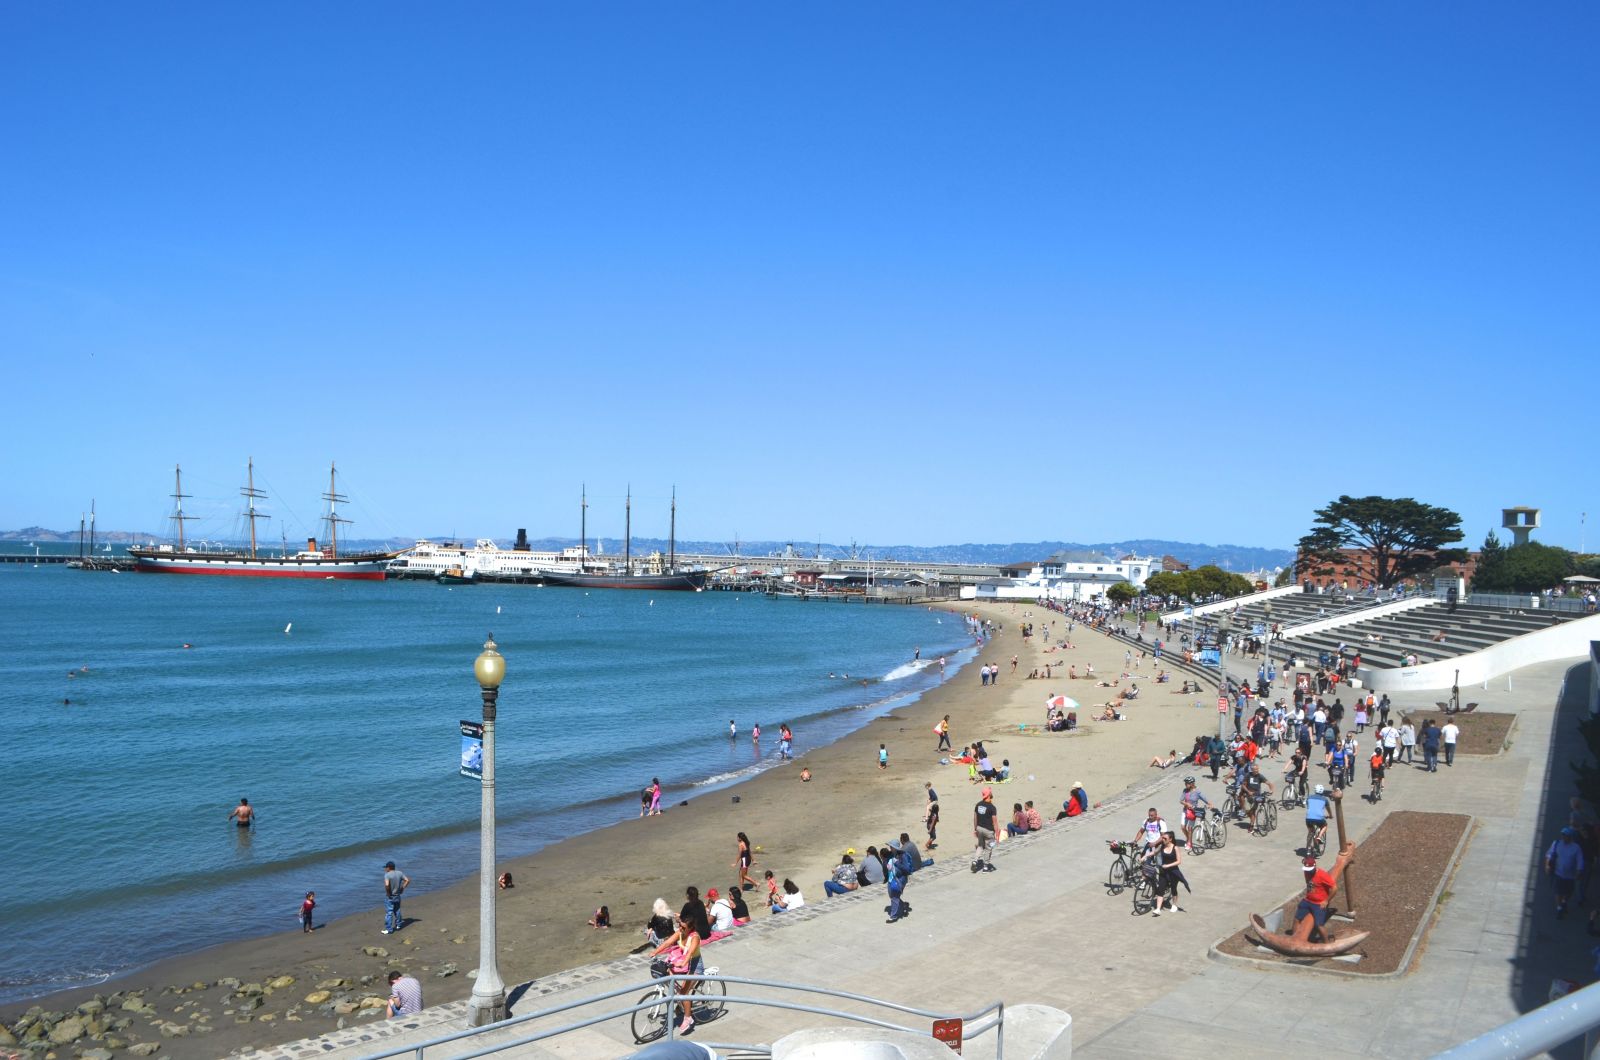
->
[931,1018,963,1053]
[460,720,485,780]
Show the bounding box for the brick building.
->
[1296,547,1478,590]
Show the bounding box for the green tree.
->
[1143,571,1189,599]
[1274,566,1294,588]
[1471,531,1509,593]
[1106,581,1138,605]
[1500,542,1572,593]
[1296,495,1467,588]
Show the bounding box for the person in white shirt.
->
[1380,723,1399,765]
[1133,807,1169,850]
[1399,722,1416,764]
[1441,721,1461,767]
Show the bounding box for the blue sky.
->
[3,3,1594,551]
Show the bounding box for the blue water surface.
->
[0,562,970,1002]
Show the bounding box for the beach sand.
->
[4,601,1229,1058]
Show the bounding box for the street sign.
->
[932,1018,963,1053]
[1217,697,1228,714]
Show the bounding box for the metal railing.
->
[1435,978,1600,1059]
[361,973,1004,1059]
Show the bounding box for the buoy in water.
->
[284,623,292,634]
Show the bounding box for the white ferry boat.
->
[387,532,597,580]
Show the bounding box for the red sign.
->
[932,1018,963,1053]
[1218,696,1229,714]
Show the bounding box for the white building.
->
[962,550,1161,601]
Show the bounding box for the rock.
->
[285,1015,302,1023]
[233,1016,252,1025]
[120,1001,153,1015]
[47,1018,85,1045]
[79,1049,114,1060]
[466,970,479,979]
[362,947,388,958]
[401,938,413,946]
[130,1044,162,1057]
[333,1003,358,1016]
[236,997,262,1012]
[103,1038,127,1050]
[76,1000,105,1017]
[357,997,387,1011]
[215,978,240,991]
[335,1018,346,1031]
[303,991,331,1005]
[158,1023,189,1038]
[360,1009,382,1018]
[267,976,294,990]
[358,975,375,986]
[434,964,458,978]
[0,1025,16,1046]
[83,1016,105,1036]
[314,978,347,990]
[110,1019,131,1033]
[237,983,263,997]
[193,1025,213,1035]
[450,936,466,945]
[190,982,208,991]
[255,1013,276,1023]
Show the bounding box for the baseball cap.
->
[1302,856,1317,872]
[1563,826,1580,839]
[1072,781,1082,789]
[981,786,993,799]
[706,888,719,899]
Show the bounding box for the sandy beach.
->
[3,601,1226,1058]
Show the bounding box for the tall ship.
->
[538,487,714,592]
[128,462,398,579]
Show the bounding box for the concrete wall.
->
[1357,613,1600,692]
[1278,595,1436,640]
[1159,584,1302,623]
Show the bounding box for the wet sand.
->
[3,601,1226,1058]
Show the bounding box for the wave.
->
[881,658,934,681]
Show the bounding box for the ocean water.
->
[0,561,971,1003]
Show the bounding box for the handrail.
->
[360,972,1004,1059]
[1434,978,1600,1059]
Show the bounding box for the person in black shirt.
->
[680,885,711,939]
[726,884,750,923]
[972,786,999,872]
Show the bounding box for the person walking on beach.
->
[779,724,793,760]
[227,798,255,829]
[972,786,998,873]
[936,715,952,752]
[735,832,755,890]
[649,778,664,815]
[879,743,889,770]
[382,861,409,935]
[299,891,316,933]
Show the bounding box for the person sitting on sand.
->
[727,883,751,924]
[800,767,812,782]
[999,759,1011,781]
[1097,705,1122,722]
[1122,684,1140,700]
[1057,782,1089,819]
[588,905,610,929]
[497,872,514,889]
[707,889,735,932]
[1068,665,1077,680]
[769,878,805,913]
[824,854,859,897]
[1148,749,1179,769]
[644,898,676,946]
[1006,802,1029,837]
[1156,670,1170,683]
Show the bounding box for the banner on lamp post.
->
[460,720,484,779]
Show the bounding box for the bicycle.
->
[1131,859,1158,915]
[1106,840,1136,893]
[1280,772,1307,809]
[630,959,727,1044]
[1203,807,1227,850]
[1304,822,1327,858]
[1246,795,1277,836]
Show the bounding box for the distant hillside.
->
[0,528,1293,570]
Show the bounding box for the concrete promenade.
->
[250,657,1594,1059]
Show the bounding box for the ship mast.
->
[240,457,270,559]
[669,486,676,572]
[322,462,352,559]
[171,465,194,551]
[89,500,96,558]
[624,486,632,576]
[580,484,588,565]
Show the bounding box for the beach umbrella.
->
[1563,575,1600,584]
[1047,694,1080,712]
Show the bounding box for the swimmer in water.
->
[752,724,761,741]
[729,719,736,738]
[227,797,255,829]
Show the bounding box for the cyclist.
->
[1325,740,1350,791]
[1132,806,1169,852]
[1178,776,1210,851]
[1240,764,1274,833]
[1305,783,1331,853]
[650,912,705,1036]
[1283,747,1309,801]
[1368,748,1386,802]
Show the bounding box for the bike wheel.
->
[1132,876,1152,915]
[630,988,669,1045]
[1264,801,1278,832]
[1209,816,1227,850]
[1311,831,1326,858]
[1222,795,1238,819]
[1108,857,1128,893]
[692,976,727,1019]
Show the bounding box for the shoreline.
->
[4,602,1223,1058]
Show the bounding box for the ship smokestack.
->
[514,529,530,552]
[307,537,318,552]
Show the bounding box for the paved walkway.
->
[247,657,1594,1059]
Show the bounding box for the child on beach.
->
[588,906,611,929]
[879,744,889,770]
[299,891,315,933]
[649,778,663,816]
[735,832,755,889]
